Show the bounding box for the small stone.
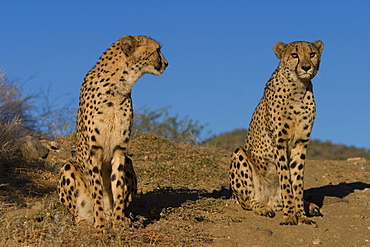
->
[347,157,366,162]
[312,238,322,245]
[353,214,361,219]
[254,227,273,237]
[50,141,60,150]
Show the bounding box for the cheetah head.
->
[120,35,168,76]
[274,40,324,81]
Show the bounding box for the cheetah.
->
[230,40,324,225]
[58,35,168,230]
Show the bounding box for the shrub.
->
[31,87,76,138]
[0,70,34,155]
[133,106,210,144]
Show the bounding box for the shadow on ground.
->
[305,182,370,207]
[0,158,57,205]
[128,186,230,226]
[129,182,370,227]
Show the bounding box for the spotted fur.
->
[230,40,324,225]
[58,35,168,230]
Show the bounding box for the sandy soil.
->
[208,159,370,246]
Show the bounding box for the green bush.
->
[133,106,210,144]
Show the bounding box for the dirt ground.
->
[0,133,369,246]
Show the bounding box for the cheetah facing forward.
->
[230,40,324,225]
[58,35,168,230]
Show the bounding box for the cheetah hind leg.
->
[229,147,275,218]
[58,161,93,225]
[111,152,137,230]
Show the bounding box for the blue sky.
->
[1,1,369,149]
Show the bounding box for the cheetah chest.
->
[85,93,133,159]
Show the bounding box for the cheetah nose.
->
[301,66,311,72]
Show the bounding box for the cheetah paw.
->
[279,216,297,225]
[306,202,322,217]
[264,210,276,218]
[254,207,276,218]
[299,217,318,227]
[113,216,132,230]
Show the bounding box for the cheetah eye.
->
[310,52,316,58]
[291,53,298,58]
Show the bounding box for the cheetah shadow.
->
[0,158,56,205]
[127,186,230,226]
[128,182,370,226]
[304,182,370,208]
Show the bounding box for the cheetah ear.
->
[273,42,287,59]
[120,35,138,57]
[313,40,324,53]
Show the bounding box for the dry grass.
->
[130,133,230,192]
[0,133,231,246]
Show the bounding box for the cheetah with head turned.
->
[230,40,324,225]
[58,35,168,230]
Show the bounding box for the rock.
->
[49,141,60,150]
[347,157,366,162]
[5,201,43,219]
[16,135,49,161]
[251,225,274,237]
[312,238,322,245]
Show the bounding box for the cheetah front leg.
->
[276,144,298,225]
[288,140,319,225]
[278,140,319,225]
[230,147,276,218]
[111,147,137,229]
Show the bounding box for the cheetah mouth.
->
[154,65,163,71]
[154,62,167,73]
[297,72,313,79]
